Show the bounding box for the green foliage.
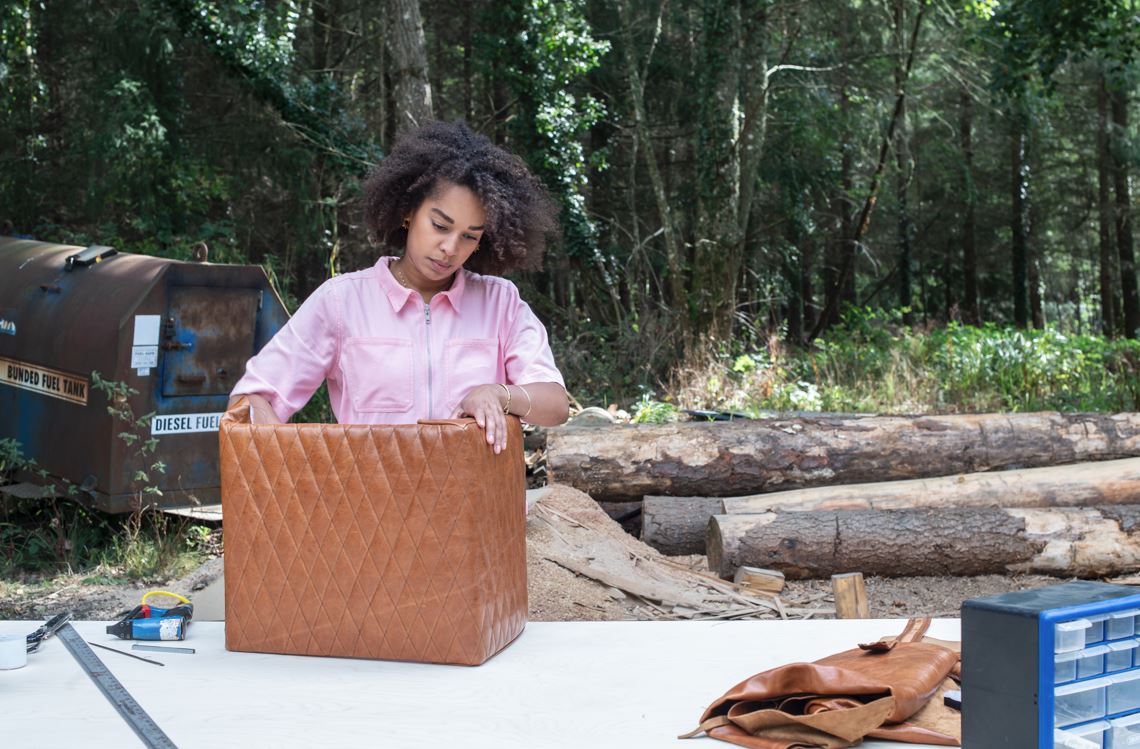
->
[0,497,117,575]
[108,511,210,581]
[492,0,610,260]
[630,393,679,424]
[0,435,211,578]
[91,371,165,502]
[664,310,1139,416]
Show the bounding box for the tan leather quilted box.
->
[218,406,527,665]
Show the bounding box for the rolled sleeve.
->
[230,280,341,422]
[503,296,564,387]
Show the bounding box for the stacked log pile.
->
[546,413,1140,579]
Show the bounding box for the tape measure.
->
[56,622,178,748]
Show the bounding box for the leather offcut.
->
[218,400,528,665]
[683,618,961,748]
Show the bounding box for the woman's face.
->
[403,182,486,286]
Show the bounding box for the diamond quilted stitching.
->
[220,417,526,664]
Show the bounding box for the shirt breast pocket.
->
[444,338,499,415]
[342,337,414,413]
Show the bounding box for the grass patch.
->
[0,494,216,581]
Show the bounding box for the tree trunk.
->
[894,0,913,320]
[707,505,1140,579]
[385,0,434,136]
[1011,109,1031,328]
[693,0,743,338]
[829,22,855,328]
[617,0,684,308]
[723,458,1140,513]
[641,496,725,555]
[785,207,803,344]
[546,412,1140,502]
[1098,72,1117,337]
[1112,86,1140,338]
[960,89,979,324]
[736,3,769,259]
[639,458,1140,555]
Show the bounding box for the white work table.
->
[1,618,961,748]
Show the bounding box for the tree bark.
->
[1098,72,1117,337]
[693,0,743,338]
[1112,86,1139,338]
[893,0,913,320]
[639,458,1140,555]
[960,89,979,324]
[385,0,434,136]
[641,496,725,555]
[546,412,1140,502]
[707,505,1140,580]
[724,458,1140,513]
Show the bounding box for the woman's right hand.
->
[227,394,282,425]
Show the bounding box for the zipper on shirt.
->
[424,301,433,418]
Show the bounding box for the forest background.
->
[4,0,1140,419]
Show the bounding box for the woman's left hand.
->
[451,384,508,453]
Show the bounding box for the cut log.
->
[707,505,1140,580]
[641,496,724,555]
[831,573,870,619]
[546,412,1140,503]
[723,458,1140,514]
[642,459,1140,554]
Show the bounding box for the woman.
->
[228,121,569,452]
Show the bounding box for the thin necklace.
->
[392,260,411,288]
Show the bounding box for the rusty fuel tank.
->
[0,237,289,511]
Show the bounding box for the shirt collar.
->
[376,255,466,313]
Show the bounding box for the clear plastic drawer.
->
[1057,677,1111,726]
[1107,642,1138,674]
[1060,620,1095,653]
[1058,650,1084,684]
[1109,713,1140,748]
[1108,671,1140,715]
[1081,646,1111,679]
[1109,612,1138,641]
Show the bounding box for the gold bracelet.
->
[498,383,512,414]
[518,384,534,420]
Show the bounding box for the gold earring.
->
[401,216,410,230]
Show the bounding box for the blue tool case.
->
[963,580,1140,748]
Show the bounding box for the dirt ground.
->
[0,485,1089,623]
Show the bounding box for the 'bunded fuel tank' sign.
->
[0,237,289,512]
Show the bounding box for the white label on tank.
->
[151,412,224,435]
[0,356,88,405]
[131,315,161,369]
[133,315,160,346]
[130,346,157,369]
[136,367,149,377]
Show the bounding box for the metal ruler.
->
[56,623,178,749]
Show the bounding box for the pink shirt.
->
[232,256,564,424]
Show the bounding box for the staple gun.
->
[107,591,193,641]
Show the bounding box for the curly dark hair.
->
[362,121,559,275]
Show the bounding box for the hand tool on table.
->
[107,591,193,641]
[26,611,72,653]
